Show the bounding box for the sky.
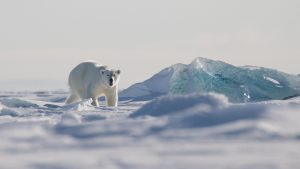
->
[0,0,299,91]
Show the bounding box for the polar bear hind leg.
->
[91,97,100,107]
[72,88,99,107]
[65,91,80,104]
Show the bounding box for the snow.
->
[264,75,281,85]
[0,97,39,108]
[0,91,300,169]
[121,57,300,102]
[242,65,262,70]
[131,93,300,139]
[130,93,228,118]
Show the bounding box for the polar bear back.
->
[68,61,106,91]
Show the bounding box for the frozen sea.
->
[0,91,300,169]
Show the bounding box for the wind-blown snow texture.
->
[121,57,300,102]
[0,91,300,169]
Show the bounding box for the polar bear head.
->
[100,69,121,87]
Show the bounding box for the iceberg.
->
[121,57,300,102]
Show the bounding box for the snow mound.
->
[0,108,21,117]
[0,98,39,108]
[121,57,300,102]
[59,112,82,125]
[61,99,94,111]
[130,93,228,118]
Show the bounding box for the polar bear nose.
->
[109,78,113,85]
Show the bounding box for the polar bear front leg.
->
[105,88,118,107]
[66,92,80,104]
[106,96,117,107]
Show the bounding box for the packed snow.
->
[0,91,300,169]
[121,57,300,102]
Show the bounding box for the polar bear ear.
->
[116,70,121,75]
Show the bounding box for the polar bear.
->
[65,61,121,107]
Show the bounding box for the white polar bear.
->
[65,61,121,107]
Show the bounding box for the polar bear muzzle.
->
[109,78,114,86]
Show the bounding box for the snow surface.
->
[0,91,300,169]
[121,57,300,102]
[263,75,281,85]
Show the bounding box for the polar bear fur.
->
[65,61,121,107]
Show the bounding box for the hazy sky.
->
[0,0,299,91]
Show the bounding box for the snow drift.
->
[131,93,300,139]
[121,57,300,102]
[130,93,228,118]
[1,92,300,169]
